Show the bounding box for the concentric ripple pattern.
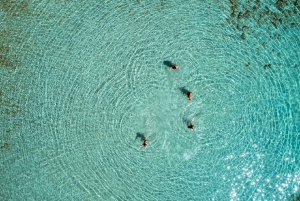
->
[0,1,299,200]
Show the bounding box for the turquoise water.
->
[0,0,299,200]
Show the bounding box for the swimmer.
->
[137,139,148,150]
[142,139,148,148]
[169,65,179,70]
[188,119,195,131]
[187,91,192,100]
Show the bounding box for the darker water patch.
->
[0,46,9,54]
[0,90,20,116]
[226,0,300,40]
[0,1,30,16]
[0,27,23,71]
[0,1,36,73]
[288,193,300,201]
[241,32,246,40]
[0,142,9,149]
[0,46,20,70]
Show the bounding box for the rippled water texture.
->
[0,0,299,200]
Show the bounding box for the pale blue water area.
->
[0,0,299,200]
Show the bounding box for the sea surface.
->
[0,0,299,200]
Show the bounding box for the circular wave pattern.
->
[1,1,299,200]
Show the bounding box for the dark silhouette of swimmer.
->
[163,61,179,70]
[136,133,148,149]
[188,119,195,131]
[142,139,148,148]
[137,139,148,150]
[179,87,192,100]
[187,91,192,100]
[170,65,179,70]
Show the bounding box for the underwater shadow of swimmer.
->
[182,113,201,124]
[179,87,189,95]
[163,61,175,68]
[182,117,191,126]
[136,132,146,141]
[179,87,193,100]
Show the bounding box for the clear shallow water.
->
[0,0,299,200]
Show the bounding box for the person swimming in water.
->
[187,91,192,100]
[169,64,179,70]
[142,139,148,148]
[188,119,195,131]
[137,139,148,150]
